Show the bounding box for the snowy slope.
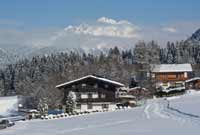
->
[0,96,18,117]
[1,93,200,135]
[168,91,200,117]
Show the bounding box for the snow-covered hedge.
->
[40,107,132,120]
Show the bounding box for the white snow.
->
[0,96,18,116]
[151,64,192,73]
[1,93,200,135]
[169,91,200,116]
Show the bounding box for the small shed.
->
[185,77,200,90]
[128,87,151,100]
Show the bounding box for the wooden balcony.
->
[76,97,120,103]
[154,73,188,82]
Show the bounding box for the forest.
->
[0,38,200,108]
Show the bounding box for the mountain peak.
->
[187,28,200,42]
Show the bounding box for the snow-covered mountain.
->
[186,28,200,44]
[0,35,133,67]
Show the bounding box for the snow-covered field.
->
[0,96,18,117]
[168,90,200,117]
[1,92,200,135]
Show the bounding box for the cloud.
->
[162,27,178,33]
[97,17,131,25]
[64,17,140,38]
[0,17,200,54]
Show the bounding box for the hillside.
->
[186,28,200,43]
[0,92,200,135]
[1,29,200,107]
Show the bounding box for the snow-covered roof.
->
[185,77,200,83]
[162,87,185,93]
[56,75,124,88]
[151,64,192,73]
[129,87,148,91]
[118,95,136,99]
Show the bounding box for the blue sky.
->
[0,0,200,49]
[0,0,200,28]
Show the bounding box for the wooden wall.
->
[154,72,187,82]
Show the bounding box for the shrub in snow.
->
[64,113,68,117]
[48,115,55,119]
[41,115,45,119]
[65,91,77,113]
[60,113,64,117]
[80,112,84,115]
[44,115,48,119]
[37,98,48,116]
[74,111,79,115]
[56,114,61,118]
[124,106,128,109]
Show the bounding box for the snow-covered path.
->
[1,94,200,135]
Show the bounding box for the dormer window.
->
[72,85,75,88]
[101,93,106,98]
[105,84,108,88]
[94,83,98,88]
[82,83,86,87]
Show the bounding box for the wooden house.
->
[56,75,125,112]
[185,77,200,90]
[150,64,193,91]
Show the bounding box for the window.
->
[164,74,167,80]
[76,104,81,109]
[87,103,93,109]
[94,84,98,88]
[88,93,93,99]
[175,82,184,87]
[168,74,178,79]
[184,72,188,78]
[104,84,108,88]
[100,93,106,98]
[80,93,88,99]
[147,72,150,78]
[151,73,155,78]
[82,83,86,87]
[92,93,98,98]
[76,93,81,99]
[102,104,109,109]
[163,82,168,87]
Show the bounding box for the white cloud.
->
[1,18,200,54]
[97,17,131,25]
[162,27,178,33]
[64,17,140,38]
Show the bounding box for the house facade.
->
[56,75,125,112]
[150,64,193,91]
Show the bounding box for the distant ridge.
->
[186,28,200,43]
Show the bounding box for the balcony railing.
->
[76,98,120,103]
